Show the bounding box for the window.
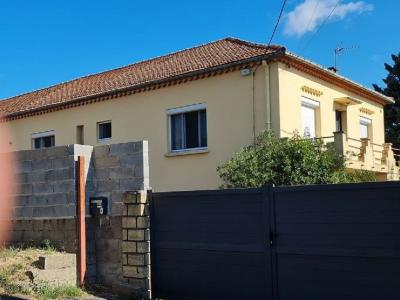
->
[98,121,112,141]
[335,110,343,132]
[32,131,55,149]
[76,125,84,144]
[168,104,207,152]
[301,97,320,138]
[360,117,372,139]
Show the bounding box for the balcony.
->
[322,132,400,180]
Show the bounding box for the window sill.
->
[98,138,112,143]
[165,148,209,157]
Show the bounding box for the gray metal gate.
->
[150,182,400,300]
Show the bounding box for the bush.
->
[217,131,377,188]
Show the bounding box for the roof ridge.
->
[0,37,247,103]
[224,37,282,50]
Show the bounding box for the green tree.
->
[373,53,400,148]
[217,131,376,188]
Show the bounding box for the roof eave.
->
[2,49,285,121]
[282,52,394,106]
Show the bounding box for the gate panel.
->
[151,189,273,300]
[274,182,400,300]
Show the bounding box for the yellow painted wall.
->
[6,69,270,192]
[5,61,387,191]
[276,62,385,145]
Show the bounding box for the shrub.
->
[217,131,377,188]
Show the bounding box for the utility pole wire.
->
[299,0,321,48]
[268,0,288,46]
[300,0,341,52]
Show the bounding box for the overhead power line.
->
[301,0,341,52]
[268,0,288,46]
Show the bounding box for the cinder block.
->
[93,145,110,157]
[18,160,32,172]
[33,183,54,194]
[127,204,147,216]
[43,193,69,205]
[127,230,144,241]
[45,146,70,159]
[119,153,143,166]
[27,171,46,183]
[136,242,150,254]
[111,202,125,216]
[119,179,142,191]
[95,180,119,192]
[122,254,128,265]
[95,156,120,168]
[27,266,76,286]
[110,142,143,155]
[144,229,150,241]
[52,157,72,169]
[122,241,136,253]
[16,173,28,184]
[111,191,124,203]
[123,191,147,204]
[14,206,33,218]
[122,217,136,229]
[127,254,145,266]
[38,253,76,270]
[31,159,53,171]
[18,183,33,195]
[94,168,110,180]
[53,180,75,193]
[16,195,30,206]
[45,167,74,182]
[136,217,150,229]
[109,167,136,180]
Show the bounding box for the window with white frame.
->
[98,121,112,141]
[168,104,207,152]
[301,97,320,138]
[360,116,372,139]
[32,130,55,149]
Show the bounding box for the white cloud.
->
[283,0,373,37]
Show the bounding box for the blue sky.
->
[0,0,398,99]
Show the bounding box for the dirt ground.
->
[0,245,128,300]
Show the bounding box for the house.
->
[0,38,397,191]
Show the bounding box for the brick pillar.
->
[122,190,151,299]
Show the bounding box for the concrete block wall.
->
[9,140,149,290]
[86,141,150,286]
[91,141,149,215]
[11,145,92,251]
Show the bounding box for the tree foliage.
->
[217,131,377,188]
[373,53,400,148]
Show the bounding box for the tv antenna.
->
[330,45,359,73]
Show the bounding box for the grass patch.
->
[0,243,85,299]
[34,283,84,299]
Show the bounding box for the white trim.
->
[301,96,320,109]
[31,130,55,139]
[359,116,372,125]
[166,147,209,156]
[167,103,207,115]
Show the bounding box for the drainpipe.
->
[252,64,261,143]
[262,60,272,131]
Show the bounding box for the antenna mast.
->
[331,45,358,73]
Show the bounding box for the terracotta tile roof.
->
[0,38,283,118]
